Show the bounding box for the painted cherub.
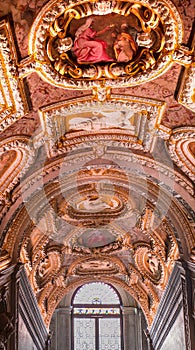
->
[114,32,137,62]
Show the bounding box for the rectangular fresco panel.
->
[58,109,136,134]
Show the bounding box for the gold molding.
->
[0,19,28,133]
[176,24,195,112]
[28,0,184,89]
[167,127,195,182]
[0,136,36,207]
[177,62,195,112]
[36,93,168,157]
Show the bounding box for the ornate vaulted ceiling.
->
[0,0,194,329]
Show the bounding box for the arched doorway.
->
[49,282,148,350]
[72,282,123,350]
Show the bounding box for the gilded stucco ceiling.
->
[0,0,195,329]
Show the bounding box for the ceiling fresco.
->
[31,0,174,84]
[0,0,194,330]
[0,0,194,139]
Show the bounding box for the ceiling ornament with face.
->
[29,0,187,89]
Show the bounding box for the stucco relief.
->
[28,0,187,89]
[1,140,193,241]
[72,194,120,213]
[2,155,189,327]
[0,137,36,208]
[67,256,126,276]
[0,0,194,338]
[0,1,194,143]
[175,16,195,113]
[167,127,195,182]
[0,19,28,133]
[177,62,195,112]
[37,94,167,157]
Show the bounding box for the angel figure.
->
[114,32,137,62]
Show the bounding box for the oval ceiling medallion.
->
[74,228,117,248]
[52,181,129,227]
[29,0,182,89]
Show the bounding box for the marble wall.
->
[150,261,195,350]
[160,309,185,350]
[18,314,37,350]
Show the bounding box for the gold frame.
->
[28,0,184,89]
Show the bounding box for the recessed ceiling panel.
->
[29,0,184,89]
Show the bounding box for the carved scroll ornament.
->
[29,0,184,89]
